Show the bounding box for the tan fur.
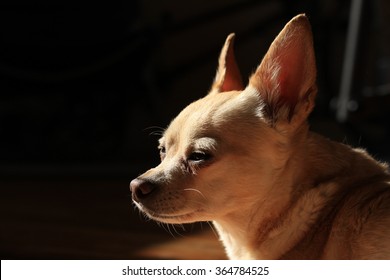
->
[130,14,390,259]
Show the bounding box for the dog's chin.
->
[134,202,203,224]
[147,210,203,224]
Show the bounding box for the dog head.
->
[130,14,317,224]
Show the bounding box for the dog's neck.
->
[211,128,306,259]
[212,168,302,259]
[212,145,305,259]
[213,191,293,259]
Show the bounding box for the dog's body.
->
[130,14,390,259]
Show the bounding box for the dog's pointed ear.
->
[249,14,317,127]
[210,33,244,94]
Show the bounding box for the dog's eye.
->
[159,146,166,160]
[188,152,212,162]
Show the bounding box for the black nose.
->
[130,178,158,202]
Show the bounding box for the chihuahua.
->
[130,14,390,259]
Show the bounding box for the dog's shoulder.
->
[317,140,390,259]
[284,134,390,259]
[328,177,390,259]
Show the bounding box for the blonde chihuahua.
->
[130,14,390,259]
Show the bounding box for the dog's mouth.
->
[134,202,203,223]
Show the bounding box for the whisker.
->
[150,131,164,137]
[206,221,219,239]
[183,188,207,200]
[172,224,184,237]
[167,224,183,238]
[167,224,174,237]
[177,223,186,232]
[159,222,172,237]
[143,126,166,137]
[144,126,165,131]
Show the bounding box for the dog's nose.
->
[130,178,158,202]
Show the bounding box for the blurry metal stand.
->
[336,0,364,123]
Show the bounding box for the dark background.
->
[1,0,390,259]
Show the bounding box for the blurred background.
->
[1,0,390,259]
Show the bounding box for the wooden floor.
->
[0,179,226,260]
